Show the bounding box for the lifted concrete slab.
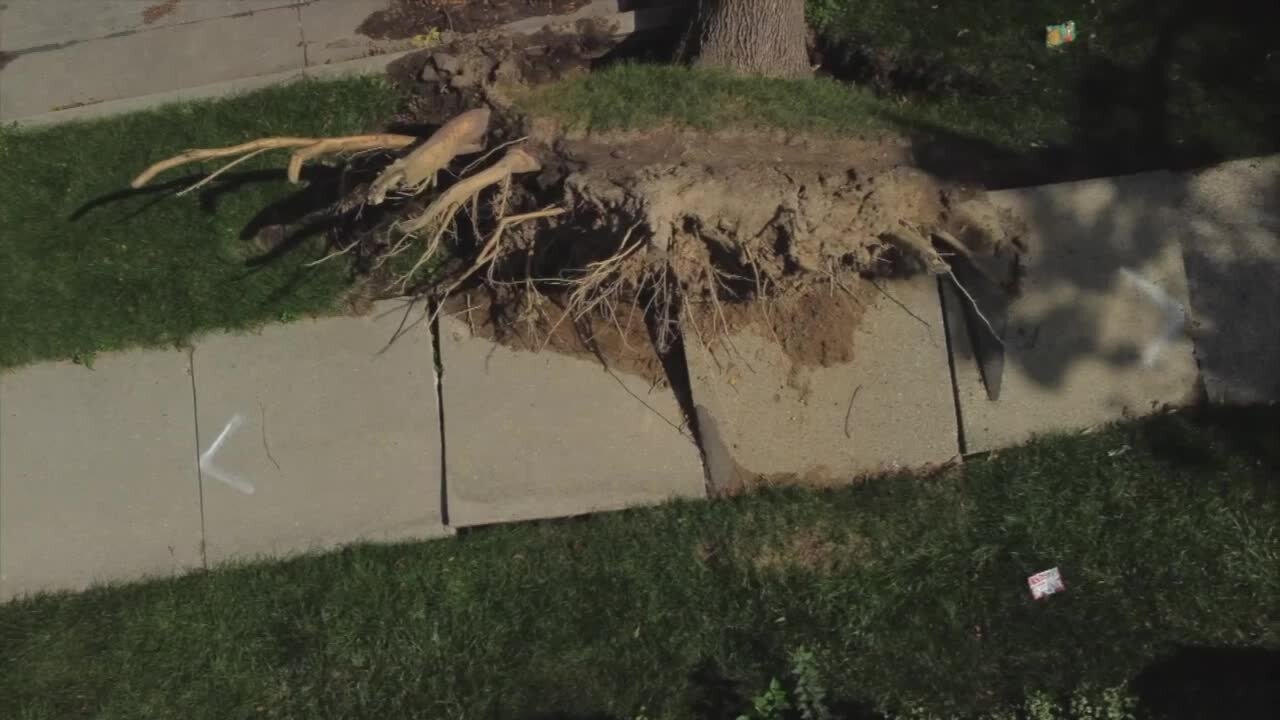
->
[0,350,203,601]
[1179,156,1280,405]
[946,173,1200,453]
[193,302,448,566]
[439,316,705,527]
[686,276,958,492]
[1,5,305,121]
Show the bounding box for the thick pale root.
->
[393,148,542,288]
[284,135,418,183]
[366,108,492,205]
[399,148,541,235]
[132,134,416,188]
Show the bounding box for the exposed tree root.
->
[392,147,542,289]
[131,135,416,188]
[366,108,492,205]
[431,205,567,316]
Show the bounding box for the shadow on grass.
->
[1133,405,1280,481]
[66,164,365,269]
[1133,645,1280,720]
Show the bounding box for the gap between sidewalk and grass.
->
[0,77,402,370]
[1,408,1277,719]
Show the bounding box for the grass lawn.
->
[528,0,1279,169]
[4,2,1275,370]
[2,409,1277,719]
[0,77,400,370]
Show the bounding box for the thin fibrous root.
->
[392,148,542,288]
[366,108,491,205]
[427,206,567,321]
[131,135,416,188]
[400,147,541,236]
[567,221,646,321]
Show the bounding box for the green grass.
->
[523,64,898,135]
[528,0,1279,162]
[0,77,401,369]
[806,0,1279,156]
[521,63,1035,145]
[3,409,1277,719]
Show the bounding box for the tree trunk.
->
[691,0,810,79]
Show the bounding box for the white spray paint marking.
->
[200,414,255,495]
[1119,268,1187,368]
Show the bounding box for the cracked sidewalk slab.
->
[0,1,296,51]
[438,314,705,527]
[1,3,306,121]
[944,173,1200,453]
[192,301,449,567]
[685,275,959,493]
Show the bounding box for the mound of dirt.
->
[359,0,593,40]
[385,20,620,127]
[364,29,1027,375]
[553,136,1024,369]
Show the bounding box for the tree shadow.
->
[868,0,1280,398]
[1132,645,1280,720]
[1132,405,1280,483]
[65,161,391,270]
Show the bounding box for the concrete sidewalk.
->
[1,0,382,123]
[0,0,665,126]
[0,302,454,600]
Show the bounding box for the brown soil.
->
[559,134,1023,368]
[444,291,668,386]
[142,0,180,25]
[385,21,620,127]
[689,282,876,371]
[355,29,1024,387]
[359,0,594,40]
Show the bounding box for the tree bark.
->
[691,0,810,79]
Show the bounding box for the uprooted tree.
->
[130,26,1021,374]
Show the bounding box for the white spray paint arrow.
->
[1119,268,1187,368]
[200,414,256,495]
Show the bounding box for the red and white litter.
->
[1028,567,1066,599]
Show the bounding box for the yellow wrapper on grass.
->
[1046,21,1077,48]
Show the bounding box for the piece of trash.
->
[1107,445,1131,458]
[1028,567,1066,599]
[1045,21,1077,48]
[410,28,442,48]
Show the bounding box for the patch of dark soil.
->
[141,0,180,25]
[813,32,997,100]
[359,0,593,40]
[385,20,619,127]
